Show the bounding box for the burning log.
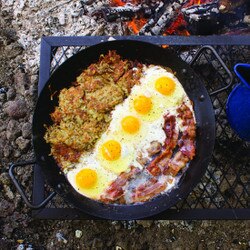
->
[96,4,143,22]
[140,0,186,35]
[96,1,158,22]
[91,1,155,33]
[182,0,248,35]
[182,2,219,22]
[181,2,220,34]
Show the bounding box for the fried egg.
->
[96,136,134,174]
[67,155,117,199]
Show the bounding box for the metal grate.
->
[31,36,250,220]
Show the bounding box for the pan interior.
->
[32,40,215,220]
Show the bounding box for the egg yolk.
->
[133,95,152,114]
[155,76,175,95]
[76,169,97,189]
[101,140,121,161]
[121,116,140,134]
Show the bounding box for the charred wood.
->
[94,5,142,22]
[182,2,219,22]
[140,0,186,35]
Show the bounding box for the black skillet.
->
[32,40,215,220]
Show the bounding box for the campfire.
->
[92,0,249,35]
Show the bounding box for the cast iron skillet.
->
[32,40,215,220]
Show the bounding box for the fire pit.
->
[9,35,250,220]
[92,0,250,35]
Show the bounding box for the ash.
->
[1,0,124,76]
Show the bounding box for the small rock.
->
[6,88,16,100]
[0,93,6,102]
[0,87,7,94]
[207,241,216,250]
[4,99,28,119]
[22,122,32,139]
[71,10,79,17]
[157,220,170,227]
[115,246,123,250]
[6,119,21,140]
[58,13,66,26]
[197,243,205,250]
[243,15,250,24]
[92,238,103,248]
[116,242,128,250]
[5,43,23,59]
[0,121,7,132]
[0,198,15,218]
[14,150,21,158]
[30,74,38,83]
[15,136,30,152]
[81,0,94,4]
[14,71,29,95]
[111,221,121,230]
[75,230,82,238]
[56,232,67,244]
[3,145,12,157]
[136,220,153,228]
[4,185,15,200]
[0,172,10,185]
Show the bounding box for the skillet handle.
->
[190,45,233,96]
[9,161,56,209]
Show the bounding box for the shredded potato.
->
[44,51,143,169]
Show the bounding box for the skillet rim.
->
[32,39,215,220]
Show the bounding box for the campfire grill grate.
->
[24,36,250,219]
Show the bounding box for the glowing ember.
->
[184,0,212,6]
[164,13,189,35]
[127,17,147,34]
[110,0,125,6]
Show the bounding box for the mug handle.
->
[234,63,250,88]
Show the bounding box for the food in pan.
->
[45,51,196,204]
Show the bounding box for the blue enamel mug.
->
[226,63,250,141]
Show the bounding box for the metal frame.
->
[12,35,250,220]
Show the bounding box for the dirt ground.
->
[0,1,250,249]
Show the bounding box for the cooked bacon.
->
[100,166,140,202]
[146,115,178,176]
[147,141,162,157]
[164,103,196,176]
[131,179,167,203]
[166,151,189,176]
[136,151,149,167]
[180,139,195,158]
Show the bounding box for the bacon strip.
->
[164,103,196,176]
[100,166,139,203]
[131,178,167,203]
[146,115,178,176]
